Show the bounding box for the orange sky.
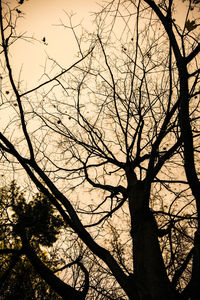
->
[6,0,199,88]
[9,0,100,87]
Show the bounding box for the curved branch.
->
[54,257,89,298]
[20,230,84,300]
[83,162,126,196]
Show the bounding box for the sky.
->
[1,0,199,185]
[8,0,101,87]
[4,0,199,89]
[0,0,103,183]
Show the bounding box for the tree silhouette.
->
[0,0,199,299]
[0,182,63,299]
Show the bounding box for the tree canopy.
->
[0,181,63,299]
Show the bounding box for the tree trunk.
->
[127,176,178,299]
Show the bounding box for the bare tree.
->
[0,0,200,299]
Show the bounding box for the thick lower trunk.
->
[133,210,176,299]
[128,179,178,300]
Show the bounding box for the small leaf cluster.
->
[185,19,197,32]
